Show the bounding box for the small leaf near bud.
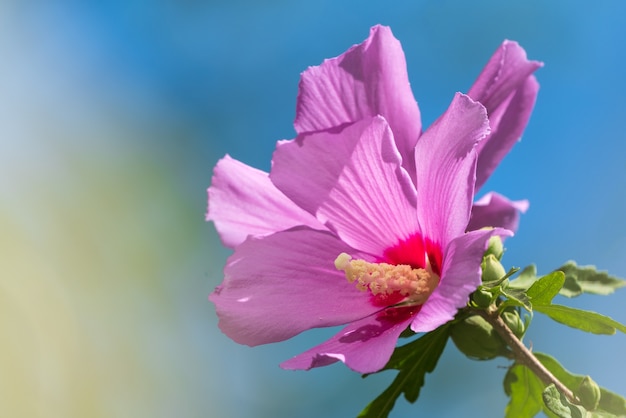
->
[576,375,601,411]
[502,310,525,339]
[485,235,504,260]
[482,254,506,283]
[451,315,508,360]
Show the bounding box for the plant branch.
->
[476,307,577,403]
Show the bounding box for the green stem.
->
[476,307,577,403]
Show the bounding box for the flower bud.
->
[471,288,493,309]
[502,310,525,339]
[485,235,504,260]
[451,315,508,360]
[481,254,506,283]
[576,376,601,411]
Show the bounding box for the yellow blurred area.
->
[0,6,233,415]
[0,133,218,417]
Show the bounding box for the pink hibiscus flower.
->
[208,26,539,373]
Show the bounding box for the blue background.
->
[2,1,625,417]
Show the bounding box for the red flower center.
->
[381,233,443,276]
[335,233,443,310]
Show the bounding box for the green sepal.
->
[358,324,451,418]
[534,304,626,335]
[556,261,626,298]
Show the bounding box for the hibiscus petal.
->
[280,309,415,373]
[411,228,513,333]
[207,155,324,248]
[468,40,542,189]
[468,192,529,232]
[271,116,419,256]
[474,76,540,190]
[294,25,421,175]
[468,40,542,117]
[210,227,378,346]
[414,93,490,249]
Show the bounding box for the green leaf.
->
[556,261,626,298]
[534,304,626,335]
[596,390,626,417]
[504,363,545,418]
[526,271,566,306]
[504,354,626,417]
[535,352,626,416]
[542,384,586,418]
[358,325,450,418]
[509,264,539,290]
[398,327,416,338]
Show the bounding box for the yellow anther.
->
[334,253,439,305]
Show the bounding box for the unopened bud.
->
[482,254,506,283]
[471,288,493,309]
[576,376,601,411]
[502,310,525,339]
[451,315,508,360]
[485,235,504,260]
